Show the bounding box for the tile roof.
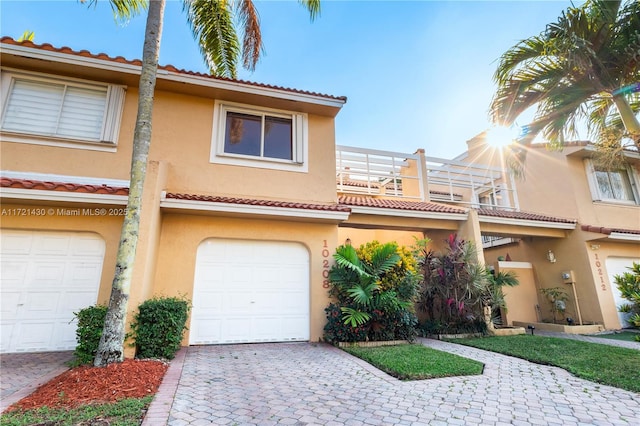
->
[581,225,640,235]
[165,193,351,212]
[338,196,466,214]
[1,177,129,195]
[1,37,347,102]
[476,208,577,224]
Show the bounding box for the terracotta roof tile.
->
[1,177,129,195]
[165,193,351,212]
[338,195,466,214]
[581,225,640,235]
[477,208,577,224]
[1,37,347,102]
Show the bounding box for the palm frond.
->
[346,281,379,307]
[235,0,263,71]
[333,244,368,277]
[299,0,321,21]
[82,0,148,22]
[185,0,239,78]
[340,307,370,327]
[367,243,401,277]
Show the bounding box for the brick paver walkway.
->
[0,351,73,412]
[162,339,640,426]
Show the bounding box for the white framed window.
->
[211,100,308,172]
[585,159,639,205]
[0,70,125,150]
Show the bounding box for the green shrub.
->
[323,241,419,343]
[130,296,190,360]
[614,262,640,330]
[73,305,108,365]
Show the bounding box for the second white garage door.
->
[189,239,310,344]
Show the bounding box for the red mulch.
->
[6,359,168,412]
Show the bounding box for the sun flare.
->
[487,126,519,148]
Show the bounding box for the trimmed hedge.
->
[130,296,190,360]
[73,305,108,365]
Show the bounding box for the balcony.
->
[336,145,519,211]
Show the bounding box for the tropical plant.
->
[324,241,419,343]
[82,0,321,366]
[490,0,640,161]
[479,270,519,327]
[415,234,489,333]
[614,262,640,339]
[540,286,570,323]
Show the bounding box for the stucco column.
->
[457,209,485,265]
[124,159,168,358]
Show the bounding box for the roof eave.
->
[1,42,347,113]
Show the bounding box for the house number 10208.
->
[322,240,331,288]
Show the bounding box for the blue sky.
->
[1,0,578,159]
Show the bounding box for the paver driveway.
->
[167,338,640,426]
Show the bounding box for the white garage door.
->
[1,230,105,353]
[606,257,640,329]
[190,239,310,344]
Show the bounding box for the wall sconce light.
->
[590,244,600,250]
[547,250,556,263]
[345,238,352,246]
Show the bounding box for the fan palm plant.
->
[329,243,405,327]
[490,0,640,152]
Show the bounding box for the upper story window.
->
[0,70,125,150]
[585,159,639,205]
[211,100,308,172]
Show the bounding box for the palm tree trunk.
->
[612,93,640,150]
[94,0,166,367]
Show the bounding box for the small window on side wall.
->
[585,159,639,205]
[211,101,307,172]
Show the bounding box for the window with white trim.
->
[585,159,639,204]
[0,71,125,146]
[211,101,308,172]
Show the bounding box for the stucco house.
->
[1,37,638,355]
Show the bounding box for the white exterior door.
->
[190,239,310,344]
[1,230,105,353]
[606,257,640,329]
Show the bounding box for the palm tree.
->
[490,0,640,152]
[85,0,321,366]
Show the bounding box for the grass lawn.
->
[450,335,640,393]
[590,331,640,342]
[0,396,152,426]
[343,343,484,380]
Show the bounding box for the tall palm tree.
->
[84,0,321,366]
[490,0,640,152]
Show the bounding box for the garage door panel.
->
[0,232,33,255]
[68,262,104,285]
[190,319,222,344]
[1,230,104,353]
[0,260,28,287]
[14,321,57,352]
[190,239,309,345]
[30,263,66,287]
[23,291,61,315]
[1,292,21,319]
[70,237,106,256]
[33,235,71,256]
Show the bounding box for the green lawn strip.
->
[0,396,152,426]
[588,331,640,342]
[449,335,640,393]
[343,344,484,380]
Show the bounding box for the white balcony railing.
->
[336,145,520,211]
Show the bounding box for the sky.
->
[1,0,580,159]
